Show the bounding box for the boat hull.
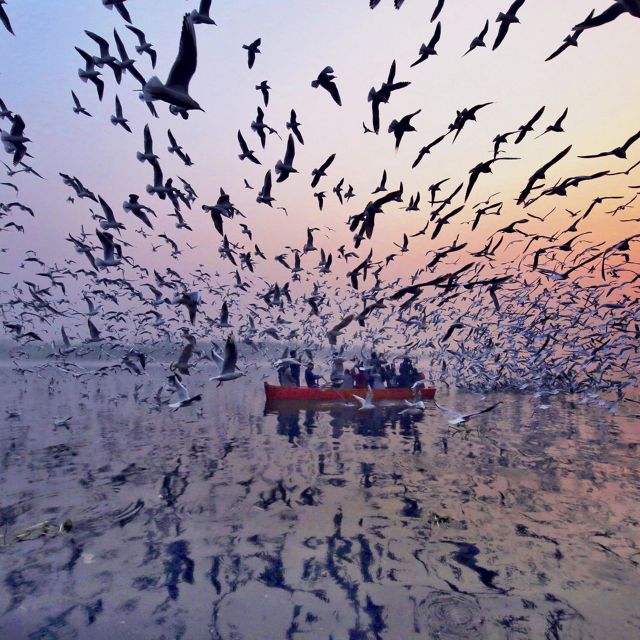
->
[264,382,436,402]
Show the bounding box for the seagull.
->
[113,28,147,86]
[126,25,157,68]
[388,109,421,149]
[123,194,155,229]
[190,0,216,25]
[435,400,502,425]
[536,107,568,138]
[137,124,158,163]
[172,290,201,324]
[142,14,203,115]
[256,80,271,106]
[545,10,594,61]
[464,19,489,56]
[76,47,105,101]
[71,91,91,117]
[110,95,131,132]
[514,106,545,144]
[286,109,304,144]
[275,134,297,182]
[353,386,375,410]
[0,114,29,165]
[95,229,122,269]
[102,0,132,24]
[579,129,640,160]
[84,30,122,83]
[85,318,103,343]
[492,0,526,51]
[237,130,261,165]
[573,1,640,31]
[410,22,441,67]
[0,0,14,35]
[311,153,336,188]
[209,335,245,386]
[243,38,261,69]
[83,294,103,316]
[311,66,342,106]
[167,374,202,410]
[58,326,76,356]
[256,170,275,206]
[98,196,126,233]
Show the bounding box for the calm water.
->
[1,364,639,639]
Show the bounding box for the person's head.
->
[290,349,297,357]
[307,362,314,369]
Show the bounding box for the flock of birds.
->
[1,0,639,413]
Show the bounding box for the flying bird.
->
[388,109,421,149]
[311,67,342,106]
[464,19,489,56]
[286,109,304,144]
[190,0,216,25]
[126,25,157,68]
[237,130,261,165]
[142,14,203,115]
[275,134,297,182]
[410,22,442,67]
[71,91,91,117]
[110,95,131,132]
[492,0,526,51]
[573,1,640,31]
[545,10,594,61]
[0,0,14,34]
[311,153,336,187]
[514,105,545,144]
[243,38,262,69]
[579,129,640,160]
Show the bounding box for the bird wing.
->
[85,30,110,58]
[237,130,249,153]
[284,134,296,164]
[99,196,116,223]
[222,335,238,373]
[166,13,198,92]
[434,400,461,419]
[464,401,502,420]
[428,21,442,48]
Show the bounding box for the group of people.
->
[277,350,424,389]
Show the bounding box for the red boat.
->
[264,382,436,402]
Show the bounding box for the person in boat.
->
[289,349,301,387]
[398,357,414,388]
[305,362,324,388]
[342,368,354,388]
[353,366,369,389]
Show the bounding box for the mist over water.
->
[1,364,639,639]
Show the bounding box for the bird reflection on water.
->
[2,367,638,639]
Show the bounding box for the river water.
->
[1,364,639,639]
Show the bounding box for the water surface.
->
[1,365,639,639]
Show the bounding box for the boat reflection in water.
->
[265,398,425,452]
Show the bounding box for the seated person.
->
[305,362,324,388]
[289,350,301,387]
[342,368,354,388]
[353,367,369,389]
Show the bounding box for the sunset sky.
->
[0,0,638,290]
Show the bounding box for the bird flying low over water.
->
[209,335,245,385]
